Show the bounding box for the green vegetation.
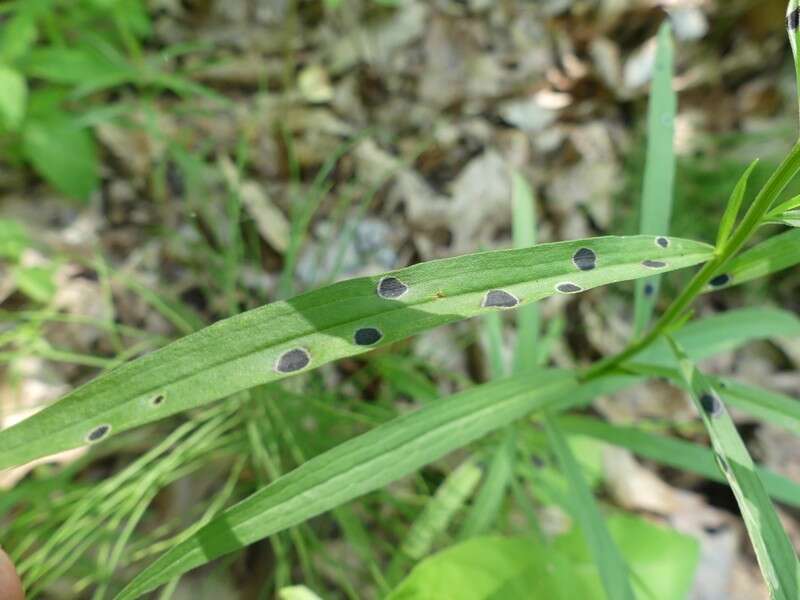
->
[2,4,800,600]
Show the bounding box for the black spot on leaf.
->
[572,247,597,271]
[276,348,311,373]
[377,276,408,299]
[482,289,519,308]
[86,424,111,443]
[709,273,730,287]
[556,282,582,294]
[700,392,722,417]
[152,394,164,406]
[644,282,655,297]
[789,7,800,31]
[354,327,383,346]
[642,259,667,269]
[656,236,669,248]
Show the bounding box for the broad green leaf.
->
[0,6,38,63]
[545,420,635,600]
[12,264,55,303]
[0,65,27,131]
[0,219,30,260]
[669,338,800,600]
[23,46,132,91]
[557,415,800,508]
[716,159,759,247]
[22,114,99,201]
[387,536,577,600]
[115,371,579,599]
[553,514,699,600]
[704,229,800,292]
[0,235,712,471]
[633,22,676,336]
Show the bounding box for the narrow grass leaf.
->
[544,419,635,600]
[633,22,676,336]
[557,415,800,508]
[669,338,800,600]
[788,0,800,122]
[716,159,759,248]
[704,229,800,292]
[399,459,482,560]
[769,209,800,227]
[115,371,578,599]
[511,170,540,371]
[0,235,711,471]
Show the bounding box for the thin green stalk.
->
[584,140,800,381]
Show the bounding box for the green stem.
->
[584,140,800,381]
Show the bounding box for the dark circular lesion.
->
[642,259,667,269]
[275,348,311,373]
[644,282,655,297]
[555,282,582,294]
[354,327,383,346]
[377,276,408,299]
[86,424,112,443]
[656,236,670,248]
[572,247,597,271]
[709,273,731,287]
[700,392,723,417]
[482,289,519,308]
[151,394,165,406]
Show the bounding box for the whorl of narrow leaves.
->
[0,235,712,471]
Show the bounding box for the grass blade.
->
[115,371,578,598]
[544,419,636,600]
[703,229,800,292]
[557,415,800,508]
[668,338,800,600]
[0,235,712,471]
[716,159,760,248]
[511,170,540,371]
[788,0,800,124]
[633,22,677,336]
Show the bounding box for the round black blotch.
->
[276,348,311,373]
[572,247,597,271]
[656,236,670,248]
[86,424,111,443]
[482,289,519,309]
[644,282,655,297]
[642,259,667,269]
[789,7,800,31]
[354,327,383,346]
[709,273,730,287]
[152,394,164,406]
[556,282,582,294]
[377,276,408,299]
[700,392,722,417]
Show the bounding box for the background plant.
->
[2,2,800,599]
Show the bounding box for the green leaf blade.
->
[0,235,712,471]
[633,22,677,336]
[716,159,759,248]
[115,372,579,599]
[669,339,800,600]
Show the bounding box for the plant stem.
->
[583,140,800,381]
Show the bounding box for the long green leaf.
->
[669,338,800,600]
[704,229,800,292]
[633,22,676,336]
[115,371,579,598]
[545,420,636,600]
[0,235,711,471]
[557,415,800,508]
[716,159,759,248]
